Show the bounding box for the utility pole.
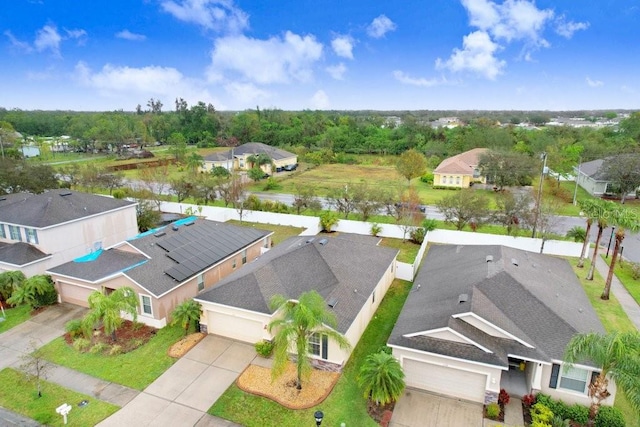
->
[572,157,581,206]
[531,152,547,238]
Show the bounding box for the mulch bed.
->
[167,332,206,358]
[367,401,395,426]
[64,320,157,354]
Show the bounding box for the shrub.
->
[72,338,91,352]
[565,226,587,242]
[551,415,569,427]
[90,342,109,354]
[370,223,382,237]
[112,189,127,199]
[486,402,500,419]
[498,388,510,406]
[319,211,339,232]
[410,227,426,244]
[630,262,640,280]
[531,402,554,425]
[420,173,434,184]
[262,177,281,191]
[34,281,58,307]
[565,403,588,425]
[254,340,274,357]
[595,406,625,427]
[421,218,438,232]
[244,194,263,211]
[65,319,84,339]
[109,345,123,356]
[522,393,536,408]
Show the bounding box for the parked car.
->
[394,202,427,213]
[283,164,298,171]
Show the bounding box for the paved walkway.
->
[97,335,251,427]
[594,255,640,330]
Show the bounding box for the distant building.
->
[199,142,297,174]
[433,148,489,188]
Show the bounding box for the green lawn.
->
[569,259,639,426]
[601,255,640,306]
[226,220,305,245]
[0,304,32,333]
[37,325,184,390]
[208,278,413,427]
[379,238,421,263]
[0,368,119,426]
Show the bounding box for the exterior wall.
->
[0,258,52,277]
[576,174,608,196]
[197,300,271,342]
[538,363,616,407]
[434,173,471,188]
[390,345,504,403]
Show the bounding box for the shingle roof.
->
[196,234,398,333]
[434,148,488,175]
[0,241,49,266]
[204,142,296,162]
[389,245,604,367]
[48,219,272,297]
[0,189,135,228]
[579,159,606,180]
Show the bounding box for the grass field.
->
[37,325,183,390]
[0,368,119,426]
[379,238,421,263]
[601,255,640,305]
[208,279,413,427]
[0,304,32,333]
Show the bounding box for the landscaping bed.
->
[63,320,156,354]
[168,332,206,358]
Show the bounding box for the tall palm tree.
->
[267,290,351,390]
[564,331,640,422]
[586,200,616,281]
[82,287,138,342]
[0,270,26,304]
[602,207,640,300]
[171,299,202,336]
[358,350,406,407]
[576,199,599,268]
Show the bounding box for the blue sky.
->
[1,0,638,111]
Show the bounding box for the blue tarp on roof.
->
[74,249,103,263]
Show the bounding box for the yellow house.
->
[433,148,488,188]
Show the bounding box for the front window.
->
[25,228,38,244]
[0,224,5,239]
[308,333,321,356]
[559,365,589,393]
[8,225,21,241]
[242,249,247,265]
[197,274,204,291]
[141,295,153,315]
[456,176,461,185]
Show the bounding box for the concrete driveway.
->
[390,388,483,427]
[0,303,86,370]
[98,335,253,427]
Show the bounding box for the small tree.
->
[267,291,351,390]
[319,210,339,232]
[171,300,202,336]
[7,275,57,310]
[586,200,616,281]
[292,184,322,215]
[0,270,25,304]
[248,166,266,182]
[358,350,406,407]
[565,226,587,242]
[491,190,532,236]
[396,149,427,185]
[436,189,489,231]
[602,207,640,300]
[19,341,52,398]
[82,287,138,342]
[577,199,600,268]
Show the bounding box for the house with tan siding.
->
[433,148,488,188]
[48,219,272,328]
[199,142,297,175]
[0,189,138,277]
[195,234,398,368]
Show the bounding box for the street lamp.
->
[314,410,324,426]
[606,227,616,258]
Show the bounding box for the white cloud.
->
[326,63,347,80]
[367,15,396,38]
[224,81,269,104]
[4,30,33,52]
[116,30,147,41]
[555,16,589,38]
[64,28,88,45]
[436,30,505,80]
[393,70,440,87]
[586,77,603,88]
[331,35,355,59]
[34,25,62,56]
[160,0,248,33]
[209,31,323,84]
[310,90,330,109]
[461,0,500,29]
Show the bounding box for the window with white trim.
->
[25,228,38,244]
[308,333,328,359]
[8,225,21,241]
[141,295,153,316]
[242,249,247,265]
[0,224,5,239]
[232,259,237,269]
[559,365,589,393]
[197,274,204,291]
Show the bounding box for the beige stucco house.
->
[0,189,138,277]
[195,234,398,368]
[48,219,272,328]
[433,148,488,188]
[389,245,614,407]
[199,142,297,175]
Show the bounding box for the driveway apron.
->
[390,388,483,427]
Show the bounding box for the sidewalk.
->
[594,255,640,330]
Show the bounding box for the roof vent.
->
[511,258,519,266]
[458,293,469,304]
[172,225,179,231]
[486,255,493,263]
[59,190,72,196]
[306,237,315,244]
[0,197,6,201]
[184,221,195,226]
[154,232,166,238]
[327,298,338,308]
[318,238,328,246]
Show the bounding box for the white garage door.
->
[207,311,264,343]
[58,283,94,307]
[403,359,487,403]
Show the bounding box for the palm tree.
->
[0,270,26,304]
[171,300,202,336]
[267,290,351,390]
[82,287,138,341]
[586,200,616,280]
[358,350,406,407]
[186,152,204,175]
[576,199,599,268]
[602,207,640,300]
[564,331,640,422]
[7,275,55,310]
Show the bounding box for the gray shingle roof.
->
[196,234,399,333]
[579,159,606,180]
[0,241,49,266]
[204,142,295,162]
[0,189,135,228]
[389,245,605,367]
[48,249,147,282]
